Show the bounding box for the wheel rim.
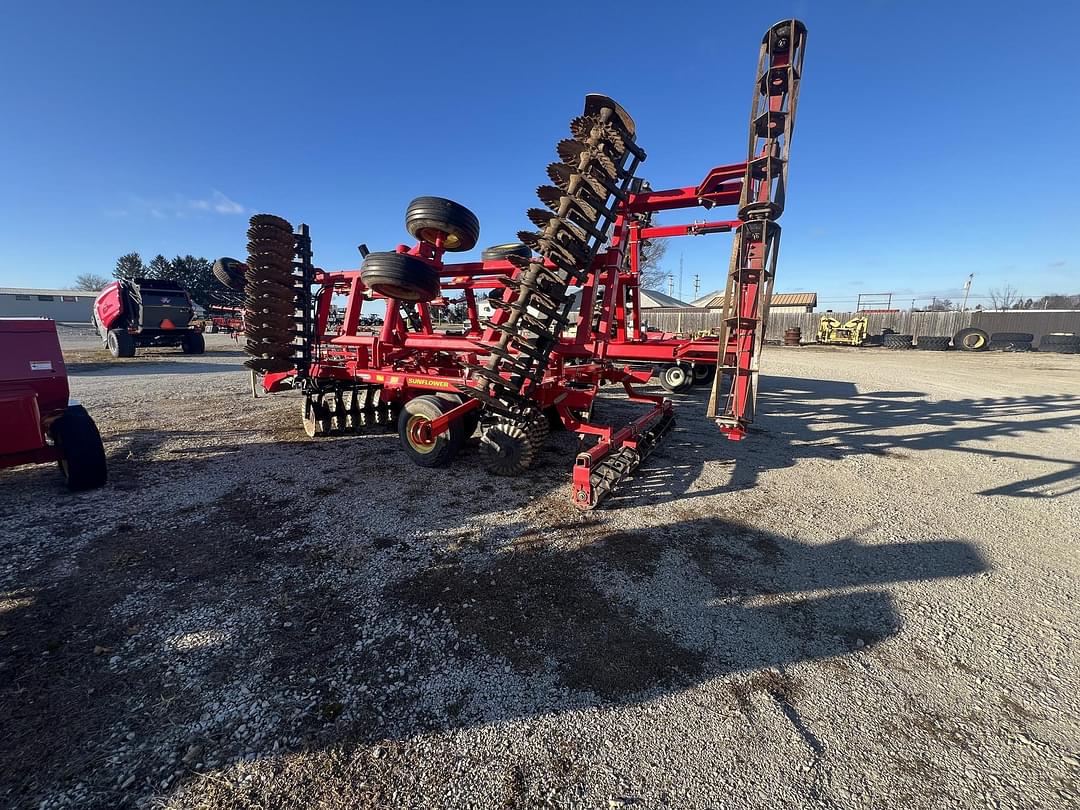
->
[667,367,687,386]
[406,415,437,454]
[964,333,985,349]
[418,227,461,249]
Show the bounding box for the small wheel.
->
[50,406,108,491]
[481,242,531,262]
[691,365,716,386]
[398,395,464,467]
[659,364,693,393]
[107,329,135,358]
[181,332,205,354]
[480,421,535,476]
[405,196,480,252]
[213,257,248,291]
[361,252,440,302]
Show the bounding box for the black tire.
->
[51,406,107,491]
[659,364,693,393]
[405,196,480,252]
[481,242,531,262]
[691,364,716,386]
[213,257,247,291]
[916,336,950,351]
[436,393,482,438]
[1039,333,1080,347]
[1039,344,1080,354]
[398,395,464,467]
[953,327,989,352]
[883,334,914,349]
[361,252,440,302]
[107,329,136,358]
[987,340,1032,352]
[181,332,205,354]
[990,332,1034,343]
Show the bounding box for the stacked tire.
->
[1039,333,1080,354]
[883,333,913,349]
[987,332,1033,352]
[916,336,950,351]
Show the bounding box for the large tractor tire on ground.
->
[181,332,205,354]
[916,335,950,351]
[692,364,716,386]
[953,327,989,352]
[481,242,531,262]
[883,333,914,349]
[50,405,108,491]
[988,332,1033,352]
[106,329,136,358]
[361,252,441,302]
[1038,333,1080,353]
[659,363,693,393]
[398,395,465,467]
[213,257,247,291]
[405,197,480,252]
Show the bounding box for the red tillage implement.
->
[220,21,805,509]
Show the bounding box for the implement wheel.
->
[361,252,440,303]
[51,405,108,491]
[405,196,480,252]
[659,364,692,393]
[481,242,531,262]
[213,257,247,291]
[691,364,716,386]
[398,395,464,467]
[107,329,136,358]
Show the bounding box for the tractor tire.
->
[988,333,1033,352]
[405,196,480,252]
[398,395,464,467]
[51,405,108,491]
[692,364,716,386]
[436,392,482,438]
[213,257,247,291]
[481,242,531,262]
[989,332,1034,343]
[916,335,950,351]
[181,332,205,354]
[1039,333,1080,353]
[360,252,440,303]
[107,329,136,358]
[659,363,693,393]
[883,334,914,349]
[953,327,989,352]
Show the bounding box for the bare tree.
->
[73,273,109,291]
[637,237,668,290]
[988,284,1021,310]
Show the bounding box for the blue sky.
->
[1,1,1076,308]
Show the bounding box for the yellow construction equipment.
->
[817,315,868,346]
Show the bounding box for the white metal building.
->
[0,288,98,322]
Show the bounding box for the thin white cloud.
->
[110,191,248,219]
[189,190,246,215]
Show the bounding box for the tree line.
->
[72,253,220,308]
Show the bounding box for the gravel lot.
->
[1,330,1078,809]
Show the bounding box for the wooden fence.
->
[644,308,1080,343]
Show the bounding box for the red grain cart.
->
[0,318,107,490]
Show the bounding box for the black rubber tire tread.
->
[953,327,990,352]
[405,196,480,252]
[398,395,464,468]
[482,242,531,262]
[1040,333,1080,346]
[659,364,693,393]
[107,329,136,358]
[361,252,440,302]
[987,340,1032,352]
[435,393,481,439]
[213,257,247,291]
[1038,344,1080,354]
[990,332,1034,343]
[181,332,205,354]
[51,405,108,491]
[691,365,716,386]
[883,334,914,349]
[916,336,951,351]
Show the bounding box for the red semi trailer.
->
[0,318,107,490]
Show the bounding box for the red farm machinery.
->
[92,277,205,357]
[219,20,805,509]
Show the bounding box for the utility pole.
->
[678,254,684,302]
[693,273,700,300]
[667,274,674,297]
[961,273,974,311]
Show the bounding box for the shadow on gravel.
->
[0,438,989,809]
[67,358,246,376]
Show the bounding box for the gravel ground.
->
[1,335,1078,809]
